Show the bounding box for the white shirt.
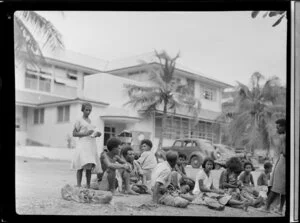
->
[193,169,213,195]
[137,151,157,170]
[150,161,172,188]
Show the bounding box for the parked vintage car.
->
[162,138,221,168]
[213,144,236,160]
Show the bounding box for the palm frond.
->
[17,11,64,52]
[251,11,260,18]
[228,111,253,145]
[14,16,46,67]
[124,90,161,109]
[154,50,179,83]
[261,76,282,103]
[124,83,159,97]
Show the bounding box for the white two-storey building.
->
[15,50,232,153]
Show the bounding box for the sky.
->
[35,11,287,87]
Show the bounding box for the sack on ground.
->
[204,197,225,211]
[61,184,112,204]
[159,194,189,208]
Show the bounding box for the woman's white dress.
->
[71,118,102,173]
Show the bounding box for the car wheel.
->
[190,156,202,169]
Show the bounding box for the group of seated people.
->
[91,137,273,211]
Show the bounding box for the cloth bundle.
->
[61,184,113,204]
[158,194,189,208]
[191,192,231,211]
[131,183,150,194]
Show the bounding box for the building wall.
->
[111,67,223,113]
[15,105,27,146]
[84,72,148,112]
[15,63,26,89]
[15,60,89,98]
[23,103,106,150]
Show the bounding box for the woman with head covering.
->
[71,102,102,188]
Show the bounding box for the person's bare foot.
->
[257,206,271,213]
[242,201,250,212]
[124,190,139,195]
[273,208,284,216]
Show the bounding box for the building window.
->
[33,108,44,124]
[186,78,195,96]
[201,85,216,101]
[154,112,216,141]
[16,117,21,129]
[25,68,51,93]
[57,105,70,123]
[128,69,146,75]
[104,125,116,145]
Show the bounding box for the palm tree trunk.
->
[157,102,168,152]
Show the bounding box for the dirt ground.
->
[15,156,282,217]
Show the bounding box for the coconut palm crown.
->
[124,50,202,151]
[219,72,286,155]
[14,11,64,68]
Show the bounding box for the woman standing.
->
[72,103,102,188]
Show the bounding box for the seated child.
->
[238,162,255,187]
[137,139,157,181]
[151,151,190,208]
[238,162,264,207]
[257,161,273,186]
[219,157,243,201]
[175,153,195,193]
[256,161,273,202]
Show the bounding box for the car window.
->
[174,141,182,147]
[185,141,193,147]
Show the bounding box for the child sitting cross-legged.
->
[238,162,264,208]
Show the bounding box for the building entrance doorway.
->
[104,124,116,146]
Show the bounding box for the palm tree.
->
[14,11,64,68]
[218,72,286,156]
[251,11,286,27]
[124,50,202,152]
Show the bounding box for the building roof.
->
[106,51,233,88]
[39,49,232,88]
[42,48,108,72]
[15,90,109,107]
[15,90,71,107]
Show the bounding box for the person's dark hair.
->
[275,118,286,127]
[121,145,133,157]
[106,137,122,151]
[81,102,92,112]
[178,153,187,160]
[166,151,178,163]
[264,161,273,169]
[202,157,215,169]
[140,139,152,148]
[226,157,243,174]
[243,161,253,170]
